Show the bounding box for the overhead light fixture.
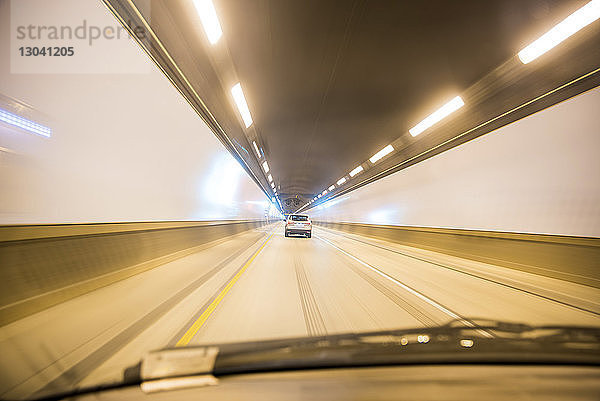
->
[518,0,600,64]
[409,96,464,137]
[349,165,363,177]
[252,141,261,158]
[0,108,51,137]
[322,190,328,195]
[313,197,317,201]
[268,174,273,182]
[318,194,322,198]
[271,182,275,188]
[192,0,223,45]
[337,177,347,185]
[369,144,394,164]
[262,161,269,173]
[328,185,335,191]
[231,82,253,128]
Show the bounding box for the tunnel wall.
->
[311,86,600,237]
[0,220,273,326]
[0,0,270,224]
[310,87,600,287]
[315,222,599,288]
[0,0,279,325]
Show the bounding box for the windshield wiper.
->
[30,320,600,400]
[126,319,600,381]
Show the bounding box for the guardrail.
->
[315,221,600,289]
[0,220,268,326]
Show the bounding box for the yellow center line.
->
[176,233,274,347]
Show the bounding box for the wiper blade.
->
[127,320,600,382]
[32,321,600,400]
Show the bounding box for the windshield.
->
[1,0,600,400]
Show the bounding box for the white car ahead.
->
[285,214,312,238]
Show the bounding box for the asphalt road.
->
[1,222,599,399]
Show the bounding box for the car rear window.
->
[290,215,309,221]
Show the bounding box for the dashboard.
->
[72,365,600,400]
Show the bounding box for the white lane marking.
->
[316,234,493,337]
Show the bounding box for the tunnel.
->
[1,0,600,400]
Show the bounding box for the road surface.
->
[1,222,599,399]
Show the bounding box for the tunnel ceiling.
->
[105,0,600,214]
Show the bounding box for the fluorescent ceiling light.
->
[271,182,275,188]
[313,197,317,201]
[328,185,335,191]
[262,161,269,173]
[192,0,223,45]
[0,108,51,137]
[252,141,261,158]
[231,82,253,128]
[349,165,363,177]
[268,174,273,182]
[518,0,600,64]
[337,177,347,185]
[409,96,464,137]
[322,190,328,195]
[369,144,394,164]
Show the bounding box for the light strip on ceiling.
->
[0,108,51,137]
[349,165,363,177]
[328,185,335,191]
[252,141,261,158]
[231,83,253,128]
[409,96,465,137]
[518,0,600,64]
[337,177,347,185]
[262,161,269,173]
[268,174,273,182]
[192,0,223,45]
[369,144,394,164]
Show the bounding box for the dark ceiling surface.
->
[105,0,600,213]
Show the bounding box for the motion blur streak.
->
[0,108,51,137]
